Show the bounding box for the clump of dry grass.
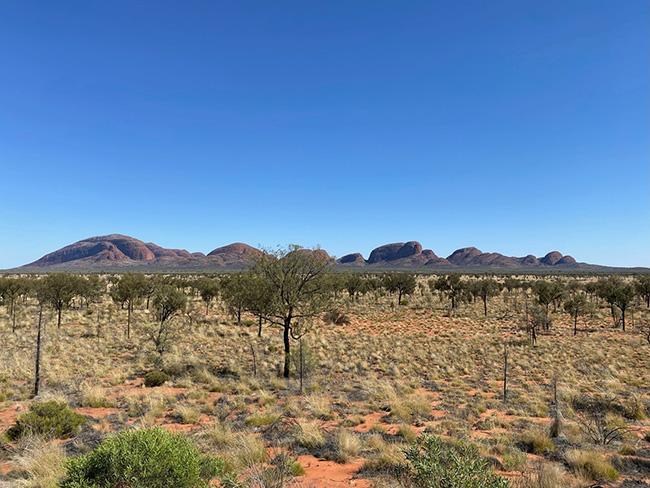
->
[173,405,200,424]
[517,428,555,455]
[388,393,431,423]
[565,449,619,481]
[79,384,113,408]
[294,420,325,450]
[11,437,66,487]
[516,462,575,488]
[334,429,361,463]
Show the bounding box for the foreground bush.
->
[6,401,86,440]
[143,370,170,387]
[60,427,224,488]
[404,435,509,488]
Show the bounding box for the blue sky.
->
[1,1,649,268]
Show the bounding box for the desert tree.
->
[110,273,146,339]
[139,275,162,309]
[563,289,590,336]
[531,280,564,330]
[0,277,30,332]
[472,278,500,317]
[383,273,416,305]
[242,273,276,337]
[634,275,650,308]
[78,275,104,309]
[249,246,332,378]
[596,276,623,327]
[38,274,83,329]
[431,274,467,312]
[344,273,366,301]
[148,284,187,364]
[220,273,250,325]
[194,276,220,315]
[611,281,636,332]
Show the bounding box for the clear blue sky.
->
[1,1,649,268]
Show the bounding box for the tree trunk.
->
[398,290,403,306]
[502,346,508,403]
[283,318,291,378]
[237,307,242,325]
[11,299,16,333]
[57,308,62,329]
[250,341,257,377]
[483,296,488,316]
[258,316,263,337]
[34,306,43,397]
[127,301,132,339]
[621,307,626,331]
[299,338,304,394]
[573,314,578,336]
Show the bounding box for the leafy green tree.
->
[431,274,467,311]
[563,290,590,336]
[532,280,564,330]
[149,284,187,363]
[471,278,501,316]
[344,273,366,301]
[383,273,417,305]
[242,273,275,337]
[37,274,83,329]
[0,277,30,332]
[78,275,104,309]
[611,282,636,331]
[250,247,332,378]
[596,276,624,326]
[110,273,147,338]
[634,275,650,308]
[220,273,249,325]
[194,277,220,315]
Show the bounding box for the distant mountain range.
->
[7,234,646,273]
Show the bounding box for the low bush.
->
[60,427,224,488]
[6,401,86,440]
[143,370,170,387]
[404,435,509,488]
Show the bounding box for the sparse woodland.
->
[0,252,649,487]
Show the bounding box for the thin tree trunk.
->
[299,338,304,394]
[57,308,62,329]
[127,301,132,339]
[249,341,257,377]
[621,307,625,331]
[11,299,17,333]
[34,306,43,397]
[502,345,508,403]
[283,318,291,378]
[573,314,578,336]
[483,296,488,316]
[258,316,263,337]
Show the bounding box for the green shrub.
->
[144,370,170,387]
[404,435,509,488]
[60,427,224,488]
[6,401,86,440]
